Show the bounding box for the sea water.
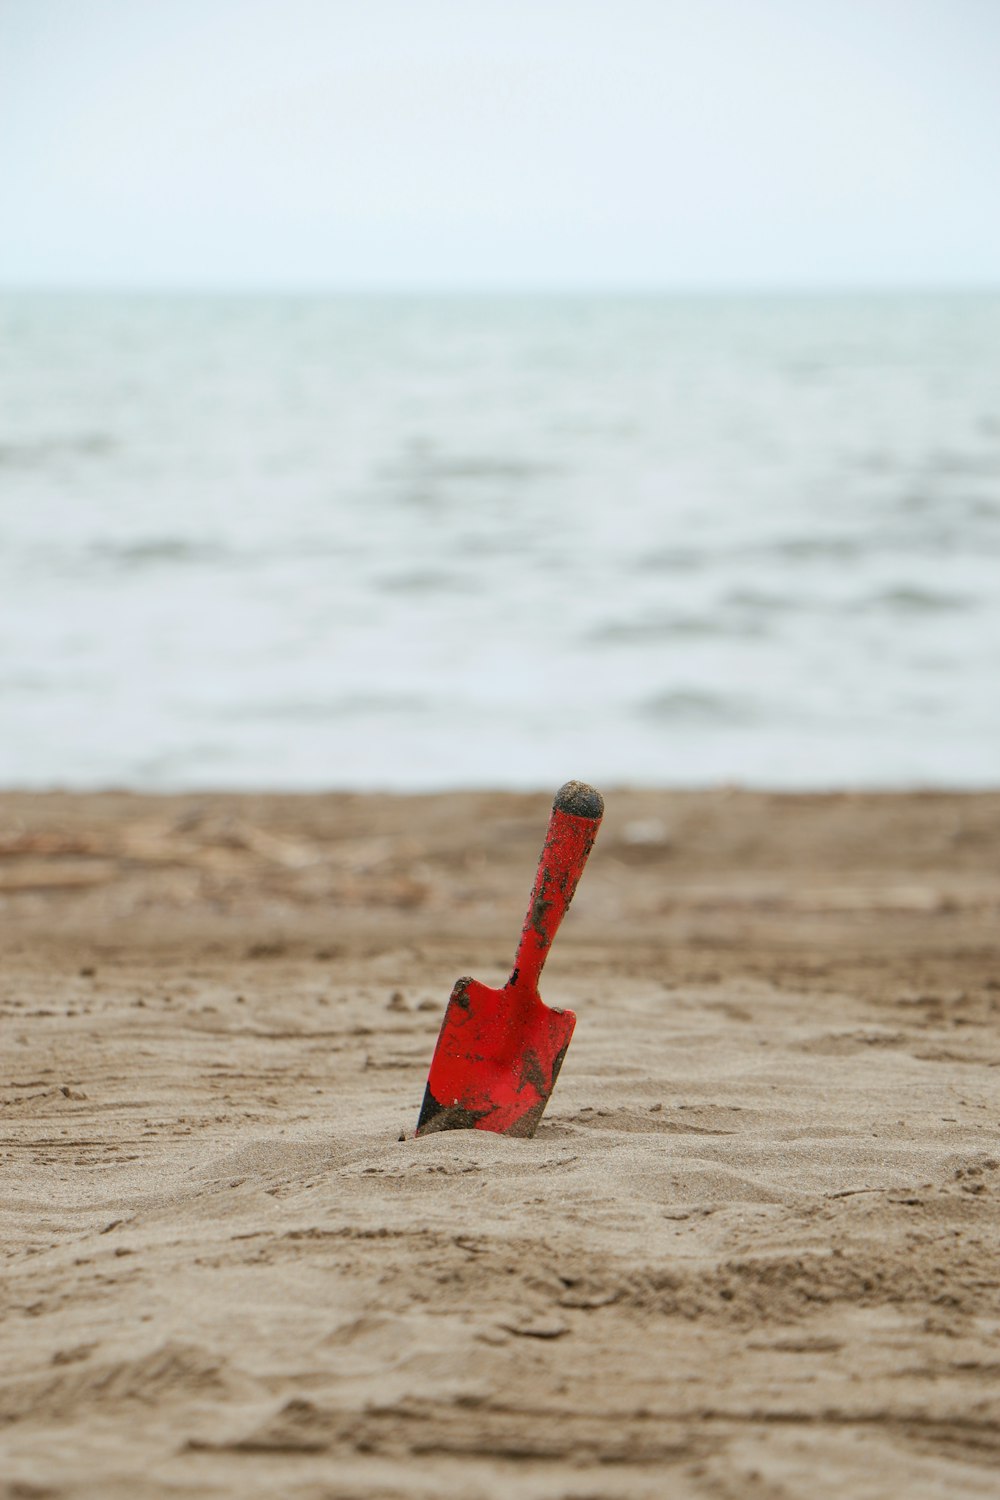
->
[1,291,998,790]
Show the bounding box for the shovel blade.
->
[416,976,576,1138]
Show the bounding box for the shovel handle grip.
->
[511,781,604,992]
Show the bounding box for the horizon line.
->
[1,279,999,300]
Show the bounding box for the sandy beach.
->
[2,786,999,1499]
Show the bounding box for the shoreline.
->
[2,788,999,1496]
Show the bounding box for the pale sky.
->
[1,0,998,290]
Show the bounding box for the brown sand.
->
[1,788,999,1499]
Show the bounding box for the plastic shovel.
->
[416,780,604,1138]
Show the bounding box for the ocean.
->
[1,290,998,791]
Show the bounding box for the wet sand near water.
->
[2,788,999,1498]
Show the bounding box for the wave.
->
[634,547,708,572]
[639,689,760,725]
[374,568,476,596]
[89,538,232,568]
[861,586,971,613]
[590,613,768,643]
[384,451,558,484]
[0,433,115,466]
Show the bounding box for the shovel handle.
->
[510,781,604,993]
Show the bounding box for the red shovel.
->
[416,780,604,1138]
